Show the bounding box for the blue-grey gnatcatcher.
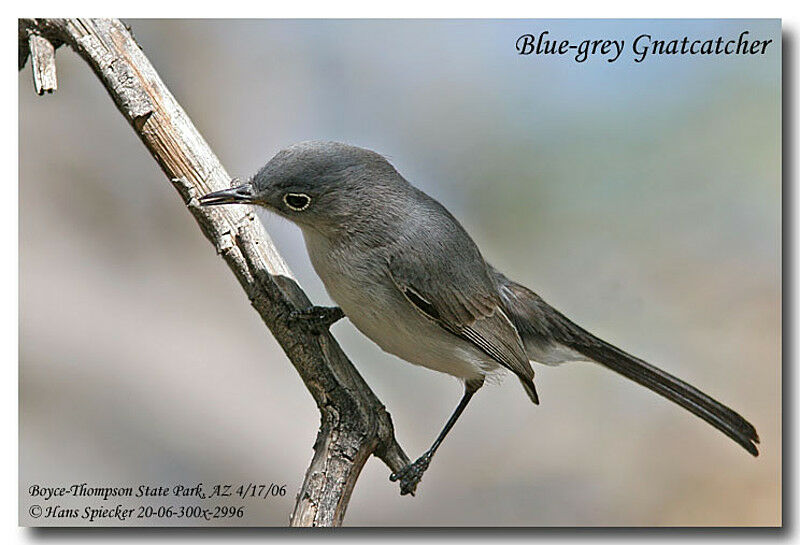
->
[200,141,758,494]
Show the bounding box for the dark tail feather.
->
[569,335,759,456]
[492,268,760,457]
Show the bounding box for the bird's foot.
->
[390,452,432,496]
[288,305,345,334]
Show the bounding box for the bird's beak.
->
[199,182,255,206]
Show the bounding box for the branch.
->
[28,34,57,94]
[19,18,411,527]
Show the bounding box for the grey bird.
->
[200,141,759,495]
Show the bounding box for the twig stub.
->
[28,34,57,95]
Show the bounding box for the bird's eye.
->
[283,193,311,211]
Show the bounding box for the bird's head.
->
[199,141,405,237]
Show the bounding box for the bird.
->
[199,141,759,495]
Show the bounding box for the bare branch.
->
[19,18,411,527]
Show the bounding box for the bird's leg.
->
[288,305,345,334]
[390,377,484,496]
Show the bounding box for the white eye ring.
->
[283,192,311,211]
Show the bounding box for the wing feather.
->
[388,254,538,402]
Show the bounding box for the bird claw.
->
[287,305,345,334]
[390,454,432,496]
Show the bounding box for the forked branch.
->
[19,17,410,527]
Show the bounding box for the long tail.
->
[492,268,760,457]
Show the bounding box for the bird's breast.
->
[301,229,497,381]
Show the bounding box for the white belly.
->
[302,229,500,382]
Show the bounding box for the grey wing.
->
[387,249,539,403]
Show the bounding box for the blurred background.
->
[19,19,780,526]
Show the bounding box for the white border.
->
[5,4,792,543]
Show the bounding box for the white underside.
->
[301,228,503,382]
[283,221,589,383]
